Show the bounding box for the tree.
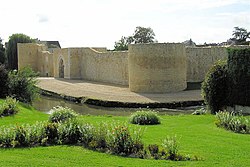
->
[230,27,250,45]
[6,34,33,70]
[0,37,5,64]
[8,67,39,103]
[114,36,133,51]
[133,26,155,44]
[114,26,156,51]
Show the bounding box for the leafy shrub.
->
[43,122,59,144]
[28,122,46,146]
[0,64,8,98]
[201,60,228,114]
[162,135,179,160]
[129,110,161,125]
[0,97,19,116]
[58,119,81,144]
[216,111,250,134]
[0,126,15,148]
[148,144,160,159]
[87,123,108,150]
[106,123,144,156]
[8,67,39,103]
[227,48,250,106]
[78,123,95,146]
[13,125,30,147]
[48,106,78,123]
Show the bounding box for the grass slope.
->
[0,100,249,167]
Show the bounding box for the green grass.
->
[0,99,249,167]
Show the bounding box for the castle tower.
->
[128,43,187,93]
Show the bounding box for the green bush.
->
[58,119,81,144]
[43,122,59,145]
[106,123,144,156]
[78,123,95,146]
[162,135,180,160]
[129,110,161,125]
[227,48,250,106]
[0,126,16,148]
[0,65,8,98]
[87,123,108,150]
[48,106,78,123]
[215,111,250,134]
[8,67,39,103]
[201,60,228,114]
[0,97,19,116]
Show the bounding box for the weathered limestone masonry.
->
[128,43,186,93]
[18,43,54,77]
[17,43,250,93]
[53,47,128,85]
[186,45,250,82]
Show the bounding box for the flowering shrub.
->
[48,106,78,123]
[129,110,161,125]
[216,111,250,134]
[0,97,19,117]
[107,124,144,155]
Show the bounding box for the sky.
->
[0,0,249,49]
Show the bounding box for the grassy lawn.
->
[0,100,249,167]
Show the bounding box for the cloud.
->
[37,14,49,23]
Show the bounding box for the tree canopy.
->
[6,33,33,70]
[230,27,250,45]
[0,37,5,64]
[114,26,156,51]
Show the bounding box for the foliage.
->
[3,106,249,166]
[114,36,133,51]
[148,144,160,159]
[129,110,161,125]
[0,64,8,98]
[58,119,81,144]
[0,37,5,64]
[192,108,207,115]
[216,111,250,134]
[133,26,156,44]
[230,27,250,45]
[48,106,78,123]
[201,60,228,114]
[86,123,107,150]
[227,48,250,106]
[162,135,180,160]
[6,33,33,70]
[8,67,39,103]
[114,26,156,51]
[106,123,144,156]
[146,136,191,161]
[0,97,19,117]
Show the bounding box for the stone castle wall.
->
[186,46,228,82]
[186,45,250,82]
[17,43,54,77]
[128,43,186,93]
[18,43,250,93]
[52,47,128,85]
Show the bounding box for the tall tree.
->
[0,37,5,64]
[114,26,156,51]
[133,26,155,44]
[230,27,250,45]
[114,36,133,51]
[6,33,33,70]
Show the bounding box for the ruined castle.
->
[17,43,249,93]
